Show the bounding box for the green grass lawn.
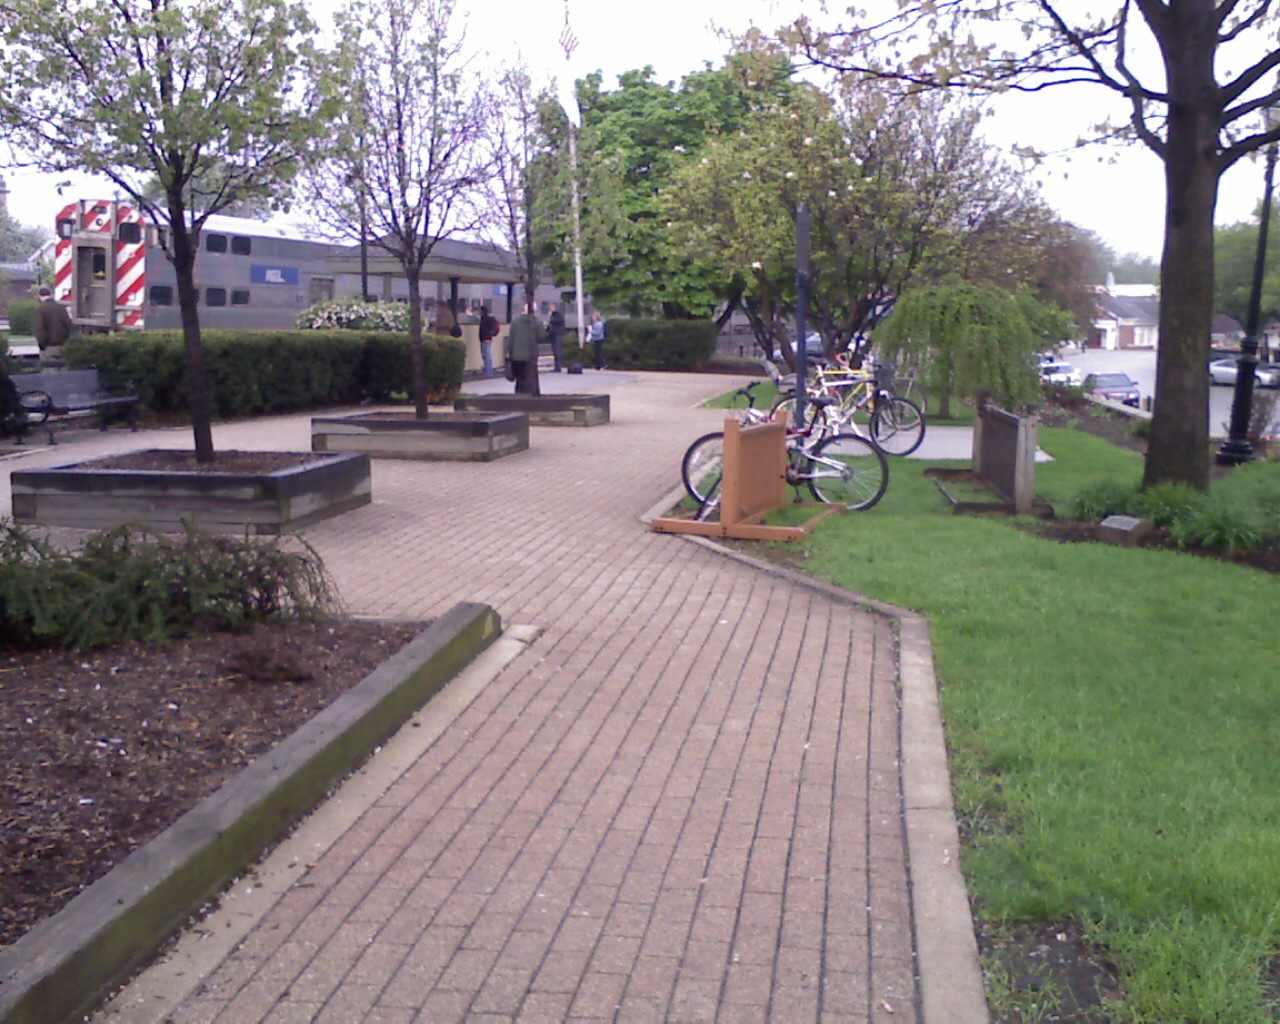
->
[780,427,1280,1022]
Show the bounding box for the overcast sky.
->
[2,0,1269,262]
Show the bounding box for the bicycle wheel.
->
[770,395,840,436]
[869,396,926,456]
[681,431,726,505]
[802,432,888,511]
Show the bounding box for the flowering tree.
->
[0,0,337,462]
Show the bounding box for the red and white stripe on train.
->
[54,200,147,330]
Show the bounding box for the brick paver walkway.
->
[7,371,920,1023]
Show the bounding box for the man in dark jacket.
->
[506,308,545,395]
[546,307,566,372]
[33,286,73,368]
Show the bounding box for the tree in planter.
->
[772,1,1280,489]
[0,0,338,463]
[302,0,491,419]
[484,64,559,325]
[871,283,1043,418]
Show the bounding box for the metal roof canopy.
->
[325,236,523,285]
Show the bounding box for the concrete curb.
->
[643,485,989,1024]
[0,602,503,1024]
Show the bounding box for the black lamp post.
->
[1216,111,1279,465]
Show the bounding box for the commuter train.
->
[53,199,362,332]
[52,199,552,334]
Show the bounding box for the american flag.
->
[559,21,578,59]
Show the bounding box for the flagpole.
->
[560,2,586,350]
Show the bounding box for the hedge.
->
[8,299,36,336]
[601,318,718,371]
[63,329,465,420]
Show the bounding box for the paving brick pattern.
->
[5,372,919,1023]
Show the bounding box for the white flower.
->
[803,137,813,145]
[785,171,796,179]
[751,261,763,269]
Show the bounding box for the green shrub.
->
[0,521,333,650]
[7,299,36,336]
[1132,482,1205,528]
[1068,479,1141,521]
[602,318,717,371]
[1168,496,1266,552]
[63,329,464,418]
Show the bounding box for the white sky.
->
[1,0,1269,262]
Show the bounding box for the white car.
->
[1208,357,1280,388]
[1038,360,1083,386]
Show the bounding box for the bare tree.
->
[770,1,1280,489]
[305,0,492,418]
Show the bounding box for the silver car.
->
[1208,358,1280,388]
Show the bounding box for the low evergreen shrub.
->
[1068,479,1140,522]
[601,319,717,371]
[0,521,333,650]
[7,299,36,336]
[63,330,464,418]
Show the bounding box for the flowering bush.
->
[296,298,410,332]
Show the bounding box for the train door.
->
[74,244,112,324]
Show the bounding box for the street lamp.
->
[1216,100,1280,464]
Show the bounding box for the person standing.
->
[588,311,606,370]
[506,306,545,395]
[546,306,566,372]
[478,306,500,378]
[33,286,73,368]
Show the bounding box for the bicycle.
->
[800,361,926,456]
[681,394,888,516]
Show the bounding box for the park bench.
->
[9,369,140,444]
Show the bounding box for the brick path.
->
[8,371,922,1023]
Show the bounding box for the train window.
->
[310,277,335,303]
[149,285,174,306]
[118,222,142,244]
[231,236,252,256]
[92,251,107,279]
[231,289,251,306]
[206,287,227,307]
[205,233,227,253]
[56,218,75,239]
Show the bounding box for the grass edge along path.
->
[790,427,1280,1023]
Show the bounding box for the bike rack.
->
[652,416,840,542]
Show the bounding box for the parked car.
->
[1038,360,1084,386]
[1083,372,1141,407]
[1208,357,1280,388]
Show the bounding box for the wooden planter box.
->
[11,451,371,535]
[454,393,610,427]
[311,411,529,461]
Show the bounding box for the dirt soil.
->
[0,617,424,950]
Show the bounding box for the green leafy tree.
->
[1213,211,1280,329]
[872,282,1042,418]
[302,0,492,418]
[773,1,1280,489]
[0,0,338,462]
[538,61,794,320]
[665,79,1053,363]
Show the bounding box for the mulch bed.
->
[0,617,424,950]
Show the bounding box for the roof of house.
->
[1095,292,1159,323]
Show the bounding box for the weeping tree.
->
[872,283,1042,418]
[0,0,338,463]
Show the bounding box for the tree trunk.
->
[170,217,215,463]
[407,268,428,420]
[1143,7,1219,491]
